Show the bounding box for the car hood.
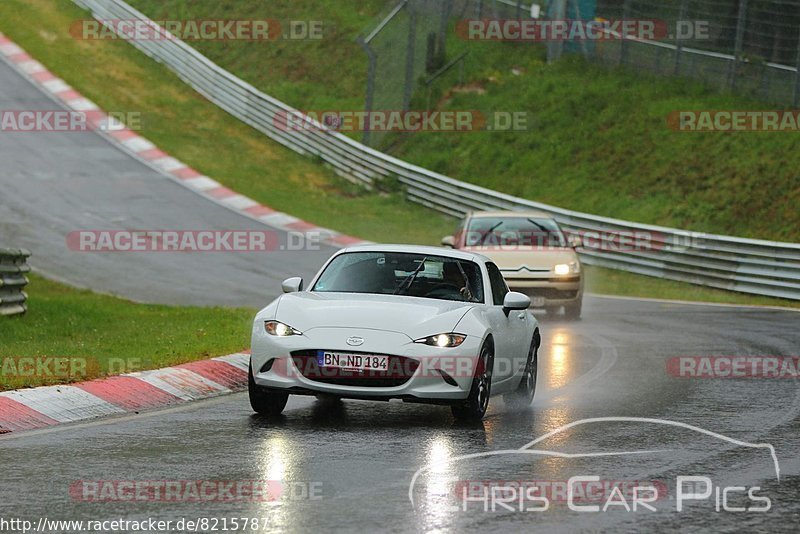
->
[464,246,578,271]
[275,292,474,340]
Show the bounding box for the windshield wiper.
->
[393,257,428,295]
[480,222,503,245]
[526,218,564,247]
[526,218,549,232]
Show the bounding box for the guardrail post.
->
[0,249,31,317]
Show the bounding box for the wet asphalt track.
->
[2,47,800,533]
[0,57,335,306]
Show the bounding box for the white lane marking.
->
[18,60,45,74]
[183,176,221,191]
[127,367,230,401]
[151,156,185,172]
[121,136,156,153]
[67,98,99,111]
[0,386,124,423]
[41,78,70,93]
[258,213,300,227]
[213,352,250,372]
[220,195,258,210]
[0,43,23,56]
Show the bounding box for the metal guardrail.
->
[70,0,800,300]
[0,249,30,316]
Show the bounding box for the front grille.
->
[291,350,419,388]
[506,276,581,284]
[523,288,579,300]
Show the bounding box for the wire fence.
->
[358,0,535,148]
[359,0,800,123]
[593,0,800,105]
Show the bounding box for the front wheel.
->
[504,332,539,409]
[451,341,493,421]
[564,299,582,320]
[249,362,289,416]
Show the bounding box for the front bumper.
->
[504,275,583,307]
[251,326,483,403]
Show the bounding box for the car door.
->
[484,262,530,384]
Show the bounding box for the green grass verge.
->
[0,274,254,391]
[0,0,796,323]
[584,266,800,309]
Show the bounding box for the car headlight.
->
[554,262,580,276]
[414,333,466,348]
[264,320,302,336]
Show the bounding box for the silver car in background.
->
[443,211,584,319]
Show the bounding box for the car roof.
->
[468,210,553,219]
[338,244,491,264]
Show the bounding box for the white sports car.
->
[249,245,541,421]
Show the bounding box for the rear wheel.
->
[504,332,539,409]
[249,362,289,416]
[451,341,493,421]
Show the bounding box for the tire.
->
[451,340,494,422]
[504,332,539,409]
[249,362,289,416]
[564,299,582,320]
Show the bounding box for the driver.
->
[442,262,474,301]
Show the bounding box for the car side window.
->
[486,263,509,306]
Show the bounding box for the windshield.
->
[312,252,484,303]
[465,217,568,248]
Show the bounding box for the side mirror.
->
[503,292,531,316]
[441,235,456,248]
[568,234,583,249]
[281,277,303,293]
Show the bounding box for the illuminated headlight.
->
[264,320,302,336]
[554,262,580,276]
[414,333,466,348]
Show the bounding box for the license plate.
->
[317,351,389,372]
[531,297,546,308]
